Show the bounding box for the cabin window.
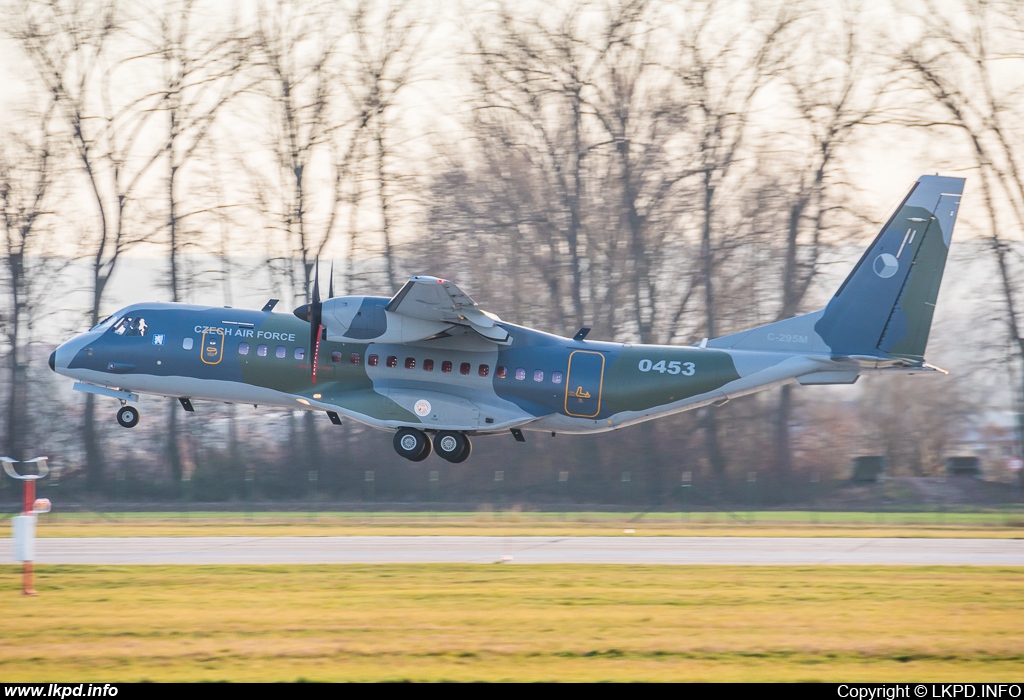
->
[460,362,471,375]
[533,370,544,382]
[331,351,342,363]
[441,360,453,373]
[349,353,361,364]
[515,368,526,381]
[182,337,194,351]
[294,347,305,360]
[368,354,379,367]
[479,364,489,377]
[496,366,507,379]
[257,344,268,357]
[276,346,286,359]
[386,355,398,368]
[552,371,563,384]
[423,359,434,371]
[405,357,416,369]
[238,343,249,356]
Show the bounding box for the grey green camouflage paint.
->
[53,175,964,446]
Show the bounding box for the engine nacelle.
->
[321,296,455,344]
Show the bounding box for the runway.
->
[4,536,1023,565]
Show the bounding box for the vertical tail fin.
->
[814,175,965,360]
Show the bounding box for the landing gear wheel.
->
[116,405,140,428]
[394,428,431,462]
[434,431,472,463]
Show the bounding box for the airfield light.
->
[2,456,50,595]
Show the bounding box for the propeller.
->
[292,259,327,383]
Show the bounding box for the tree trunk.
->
[84,393,103,491]
[772,384,793,479]
[5,337,24,462]
[701,170,727,479]
[304,410,322,472]
[167,400,184,484]
[703,409,727,483]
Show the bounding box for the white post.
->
[3,457,50,595]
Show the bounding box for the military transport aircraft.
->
[50,175,964,463]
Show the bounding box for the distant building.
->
[946,410,1020,481]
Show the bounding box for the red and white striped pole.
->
[3,457,49,596]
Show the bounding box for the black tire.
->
[394,428,430,462]
[449,435,472,464]
[116,405,140,428]
[433,431,467,462]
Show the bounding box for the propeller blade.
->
[311,259,321,305]
[307,258,323,383]
[311,323,322,384]
[328,261,335,299]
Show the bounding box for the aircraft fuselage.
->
[53,301,799,437]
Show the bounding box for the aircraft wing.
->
[386,276,510,343]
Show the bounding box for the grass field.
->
[17,509,1024,538]
[2,564,1023,681]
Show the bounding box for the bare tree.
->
[135,0,249,483]
[767,0,886,478]
[672,0,796,480]
[581,0,700,345]
[248,0,423,301]
[0,104,60,464]
[138,0,249,303]
[11,0,164,488]
[348,1,426,291]
[247,0,425,470]
[897,0,1024,465]
[461,1,601,331]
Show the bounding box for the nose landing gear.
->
[116,404,140,428]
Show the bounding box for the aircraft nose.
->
[50,338,82,375]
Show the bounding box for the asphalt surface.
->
[3,536,1023,565]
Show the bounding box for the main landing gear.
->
[393,428,472,463]
[116,404,140,428]
[394,428,431,462]
[433,430,472,463]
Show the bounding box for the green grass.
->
[21,509,1024,538]
[2,565,1023,681]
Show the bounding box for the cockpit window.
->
[111,316,148,337]
[90,315,115,332]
